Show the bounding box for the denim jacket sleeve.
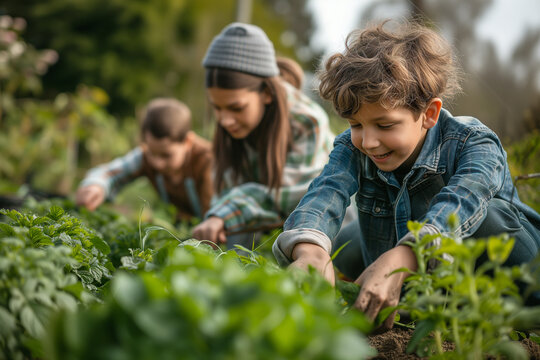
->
[273,131,359,264]
[424,126,507,237]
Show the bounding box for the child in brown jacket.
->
[76,98,213,221]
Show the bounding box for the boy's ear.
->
[422,98,442,129]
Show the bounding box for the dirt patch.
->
[523,338,540,360]
[368,327,419,359]
[367,326,540,359]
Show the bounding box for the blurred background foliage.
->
[0,0,538,217]
[0,0,316,121]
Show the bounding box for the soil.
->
[367,326,540,359]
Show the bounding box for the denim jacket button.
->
[374,206,381,213]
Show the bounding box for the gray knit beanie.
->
[202,22,279,78]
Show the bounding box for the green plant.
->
[398,219,540,359]
[0,206,113,292]
[44,242,375,360]
[0,214,95,359]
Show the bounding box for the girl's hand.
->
[192,216,227,245]
[290,242,336,286]
[75,185,105,211]
[354,245,418,330]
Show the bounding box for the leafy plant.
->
[0,215,95,359]
[45,243,375,360]
[398,219,540,359]
[0,206,113,292]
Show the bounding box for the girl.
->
[192,22,334,246]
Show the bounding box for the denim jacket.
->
[273,109,540,266]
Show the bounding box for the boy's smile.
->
[347,101,440,173]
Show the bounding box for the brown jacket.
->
[80,132,213,221]
[141,132,214,221]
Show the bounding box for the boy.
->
[76,98,213,221]
[272,21,540,329]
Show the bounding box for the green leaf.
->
[0,223,16,237]
[407,220,425,236]
[389,267,413,276]
[62,282,86,299]
[89,265,103,283]
[447,212,459,231]
[54,292,77,311]
[47,206,65,221]
[406,318,437,354]
[20,305,45,338]
[75,270,94,285]
[331,240,351,261]
[1,208,23,222]
[487,235,515,264]
[489,340,528,360]
[269,314,297,353]
[0,307,17,335]
[28,227,53,247]
[374,306,397,327]
[530,334,540,345]
[112,273,147,311]
[510,307,540,331]
[336,280,360,306]
[89,235,110,255]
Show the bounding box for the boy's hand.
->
[192,216,227,245]
[290,242,336,286]
[75,185,105,211]
[354,245,417,330]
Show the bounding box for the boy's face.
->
[347,102,439,172]
[206,87,271,139]
[142,132,188,176]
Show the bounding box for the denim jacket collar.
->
[371,109,451,188]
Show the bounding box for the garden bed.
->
[368,326,540,359]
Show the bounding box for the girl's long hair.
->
[206,68,291,193]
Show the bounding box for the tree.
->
[0,0,317,132]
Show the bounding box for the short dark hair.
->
[141,98,191,142]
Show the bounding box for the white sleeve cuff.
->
[272,228,332,267]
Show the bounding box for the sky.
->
[307,0,540,61]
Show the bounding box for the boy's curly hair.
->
[318,20,461,118]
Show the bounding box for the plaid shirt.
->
[206,82,335,232]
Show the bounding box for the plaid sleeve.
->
[278,105,334,216]
[206,182,282,232]
[79,147,144,199]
